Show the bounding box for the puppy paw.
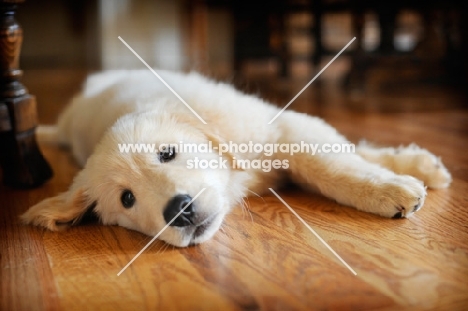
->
[370,175,427,218]
[396,145,452,189]
[415,154,452,189]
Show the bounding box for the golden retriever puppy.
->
[22,70,452,247]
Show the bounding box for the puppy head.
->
[22,111,249,246]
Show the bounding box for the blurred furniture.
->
[346,0,468,91]
[0,0,52,188]
[192,0,467,92]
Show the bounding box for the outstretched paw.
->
[396,144,452,189]
[372,175,427,218]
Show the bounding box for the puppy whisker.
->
[246,189,262,198]
[241,197,254,223]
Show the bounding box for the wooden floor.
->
[1,70,468,310]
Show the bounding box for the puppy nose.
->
[163,194,194,227]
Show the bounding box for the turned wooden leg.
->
[0,0,52,188]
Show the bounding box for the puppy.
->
[22,70,452,247]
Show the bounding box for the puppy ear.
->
[203,131,244,171]
[174,113,244,171]
[21,186,94,231]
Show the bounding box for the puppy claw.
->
[362,175,426,218]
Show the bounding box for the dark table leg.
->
[0,0,52,188]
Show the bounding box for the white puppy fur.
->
[22,70,452,247]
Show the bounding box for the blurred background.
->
[16,0,468,123]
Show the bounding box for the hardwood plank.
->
[264,186,468,308]
[0,187,61,311]
[1,140,80,311]
[40,192,394,310]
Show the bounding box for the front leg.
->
[277,111,427,218]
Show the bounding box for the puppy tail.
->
[36,125,63,145]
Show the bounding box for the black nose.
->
[163,194,194,227]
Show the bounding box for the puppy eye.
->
[121,190,135,208]
[159,146,176,163]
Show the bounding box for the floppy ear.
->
[174,113,244,171]
[21,176,94,231]
[203,131,244,171]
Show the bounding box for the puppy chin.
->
[161,234,192,248]
[189,212,225,246]
[158,212,225,247]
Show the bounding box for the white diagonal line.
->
[269,188,357,275]
[118,36,207,124]
[268,37,356,124]
[117,188,206,276]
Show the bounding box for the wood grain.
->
[1,71,468,310]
